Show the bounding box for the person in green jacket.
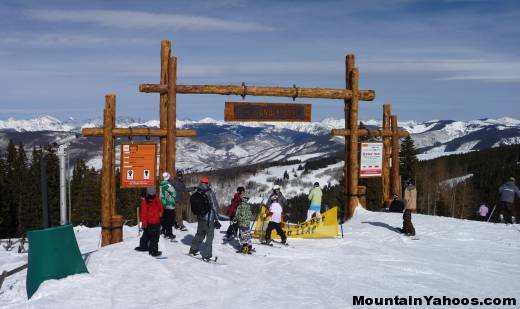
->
[307,182,322,220]
[234,196,254,254]
[160,172,177,240]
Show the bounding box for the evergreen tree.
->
[399,136,418,182]
[0,149,8,237]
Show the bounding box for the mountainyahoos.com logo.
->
[353,295,517,307]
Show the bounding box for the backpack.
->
[190,190,211,216]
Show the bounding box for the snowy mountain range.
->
[1,116,520,170]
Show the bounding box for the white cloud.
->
[0,33,154,46]
[25,9,278,32]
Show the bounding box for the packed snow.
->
[1,208,519,308]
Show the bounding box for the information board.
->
[120,143,157,188]
[360,142,383,177]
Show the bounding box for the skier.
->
[267,185,287,208]
[402,179,416,236]
[389,194,404,213]
[135,187,164,257]
[224,186,245,241]
[307,182,322,220]
[234,195,254,254]
[171,170,196,231]
[159,172,177,240]
[477,203,489,221]
[189,177,222,261]
[498,177,520,224]
[263,195,287,245]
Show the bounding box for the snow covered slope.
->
[1,116,520,168]
[1,208,519,308]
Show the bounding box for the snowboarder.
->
[477,203,489,221]
[171,170,196,231]
[135,187,164,257]
[234,195,254,254]
[263,195,287,245]
[189,177,222,261]
[159,172,177,240]
[498,177,520,224]
[224,186,245,240]
[402,179,416,236]
[267,185,288,208]
[307,182,322,220]
[389,194,404,213]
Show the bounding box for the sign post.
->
[360,142,383,177]
[120,143,157,188]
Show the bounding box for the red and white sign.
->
[360,142,383,177]
[120,143,157,188]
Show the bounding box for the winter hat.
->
[273,185,280,190]
[176,170,184,177]
[200,177,209,184]
[146,187,156,196]
[314,182,320,187]
[237,186,245,192]
[162,172,170,181]
[510,177,516,182]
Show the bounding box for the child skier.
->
[234,195,254,254]
[263,195,287,245]
[135,187,164,257]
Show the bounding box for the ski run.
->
[1,207,519,308]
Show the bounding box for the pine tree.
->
[399,136,418,182]
[0,149,8,237]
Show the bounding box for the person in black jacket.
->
[389,194,404,213]
[171,170,196,231]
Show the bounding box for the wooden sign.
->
[360,142,383,177]
[225,102,311,122]
[120,143,157,188]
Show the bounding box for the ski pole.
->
[487,204,497,222]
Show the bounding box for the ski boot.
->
[512,216,516,225]
[237,244,249,254]
[500,214,505,223]
[178,225,188,231]
[247,245,255,254]
[150,251,162,257]
[188,250,199,256]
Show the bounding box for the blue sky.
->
[0,0,519,122]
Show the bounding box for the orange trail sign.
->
[120,143,157,188]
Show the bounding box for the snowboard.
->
[186,253,225,265]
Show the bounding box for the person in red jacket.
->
[224,187,245,240]
[135,187,164,257]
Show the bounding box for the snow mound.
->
[1,209,519,308]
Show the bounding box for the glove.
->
[214,220,221,229]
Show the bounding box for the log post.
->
[159,40,171,177]
[382,104,392,207]
[167,56,177,176]
[110,215,124,244]
[343,54,354,222]
[358,186,367,208]
[110,107,116,217]
[348,68,360,218]
[101,95,115,247]
[391,115,401,198]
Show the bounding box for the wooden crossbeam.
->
[331,128,409,138]
[139,84,376,101]
[82,128,196,137]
